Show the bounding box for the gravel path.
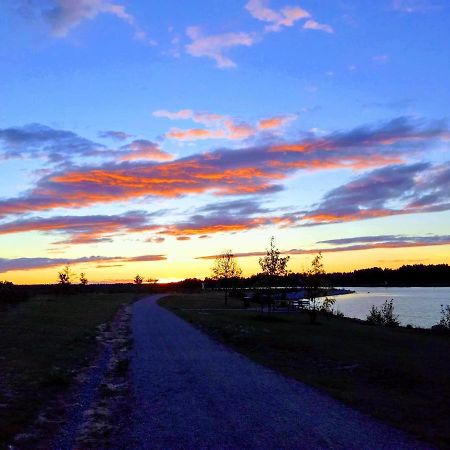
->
[128,295,430,450]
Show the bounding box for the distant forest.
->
[326,264,450,287]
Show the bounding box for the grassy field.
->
[160,292,450,448]
[0,292,137,446]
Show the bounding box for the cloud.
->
[392,0,444,13]
[0,124,173,164]
[245,0,310,32]
[145,236,165,243]
[119,140,173,162]
[0,117,446,217]
[185,26,256,68]
[153,109,226,125]
[39,0,134,37]
[317,234,450,247]
[158,199,293,238]
[0,123,105,162]
[166,128,226,141]
[0,254,166,274]
[303,19,334,34]
[372,54,390,65]
[258,115,297,130]
[0,211,159,245]
[154,108,296,141]
[302,161,450,225]
[197,234,450,260]
[99,130,134,141]
[21,0,156,44]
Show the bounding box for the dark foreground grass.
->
[0,292,136,446]
[160,292,450,448]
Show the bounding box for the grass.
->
[160,292,450,449]
[0,292,137,447]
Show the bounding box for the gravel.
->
[126,295,431,450]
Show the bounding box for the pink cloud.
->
[120,140,173,161]
[185,27,255,68]
[246,0,310,32]
[303,19,334,34]
[155,108,295,141]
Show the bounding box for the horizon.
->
[1,0,450,284]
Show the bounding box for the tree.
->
[58,265,73,285]
[305,253,334,323]
[79,272,88,286]
[258,237,290,311]
[211,250,242,305]
[134,274,144,285]
[259,237,290,279]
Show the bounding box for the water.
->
[333,287,450,328]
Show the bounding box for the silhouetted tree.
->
[79,272,88,286]
[58,265,73,285]
[305,253,334,323]
[211,250,242,305]
[258,237,290,311]
[259,237,290,279]
[134,274,144,285]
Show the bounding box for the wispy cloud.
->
[0,211,159,245]
[302,19,334,34]
[119,140,174,162]
[392,0,444,13]
[0,123,105,163]
[197,234,450,260]
[154,108,297,141]
[302,161,450,225]
[19,0,155,44]
[156,198,291,238]
[245,0,310,32]
[98,130,134,141]
[246,0,333,34]
[0,254,166,274]
[185,26,256,68]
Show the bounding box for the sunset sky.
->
[0,0,449,283]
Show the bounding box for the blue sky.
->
[0,0,449,283]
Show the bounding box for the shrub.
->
[320,296,336,314]
[366,299,400,327]
[438,304,450,330]
[367,305,384,325]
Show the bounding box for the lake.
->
[333,287,450,328]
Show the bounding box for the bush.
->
[320,296,336,314]
[438,304,450,329]
[366,299,400,327]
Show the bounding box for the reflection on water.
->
[333,287,450,328]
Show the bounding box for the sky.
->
[0,0,449,284]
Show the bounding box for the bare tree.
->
[79,272,88,286]
[134,274,144,285]
[211,250,242,305]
